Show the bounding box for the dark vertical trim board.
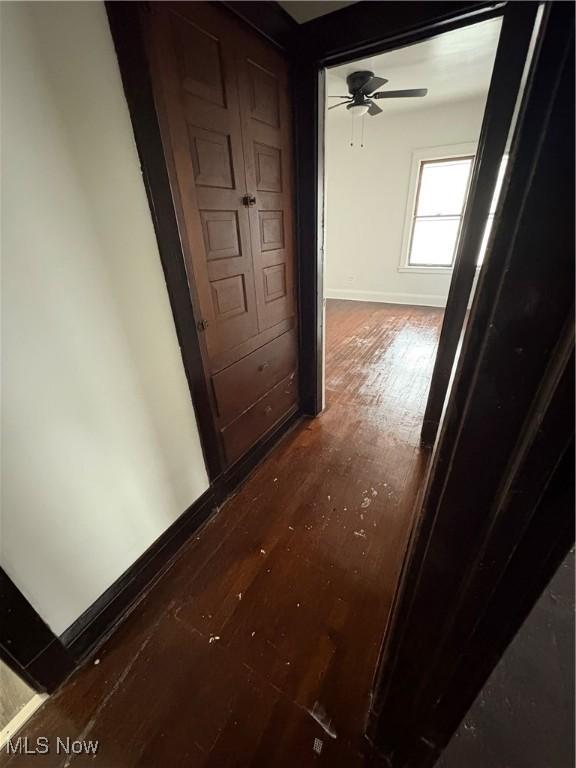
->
[369,4,575,763]
[106,1,224,481]
[0,570,75,693]
[421,0,539,446]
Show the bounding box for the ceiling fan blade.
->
[367,100,383,116]
[362,75,388,95]
[372,88,428,99]
[327,95,351,99]
[328,101,352,110]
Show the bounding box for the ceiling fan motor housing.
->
[346,70,375,96]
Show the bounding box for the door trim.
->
[421,0,539,446]
[106,1,224,481]
[368,3,575,761]
[296,1,508,417]
[0,570,75,693]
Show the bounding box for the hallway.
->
[2,301,443,767]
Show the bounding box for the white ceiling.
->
[279,1,357,24]
[326,17,502,116]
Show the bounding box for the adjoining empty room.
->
[323,19,503,451]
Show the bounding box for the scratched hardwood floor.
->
[1,301,443,767]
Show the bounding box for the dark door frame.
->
[292,0,574,764]
[297,1,538,418]
[420,2,540,446]
[0,569,75,693]
[369,4,574,762]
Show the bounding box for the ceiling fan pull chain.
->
[350,117,354,147]
[360,115,365,148]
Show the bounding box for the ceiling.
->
[278,1,357,24]
[326,17,502,116]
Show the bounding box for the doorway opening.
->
[317,17,516,719]
[323,18,504,441]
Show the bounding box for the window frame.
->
[399,143,477,274]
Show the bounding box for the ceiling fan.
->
[328,70,428,116]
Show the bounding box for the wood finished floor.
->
[2,301,443,767]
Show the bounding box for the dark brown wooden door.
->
[147,4,259,362]
[144,2,299,467]
[235,32,296,335]
[146,3,296,370]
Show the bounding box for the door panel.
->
[236,41,296,334]
[144,1,299,467]
[147,5,259,360]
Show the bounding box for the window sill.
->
[398,266,453,275]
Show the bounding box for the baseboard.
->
[325,288,447,308]
[59,407,304,665]
[60,487,217,661]
[0,693,48,750]
[219,407,304,501]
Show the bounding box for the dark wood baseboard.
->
[0,570,75,693]
[59,408,304,665]
[218,408,304,503]
[60,487,217,661]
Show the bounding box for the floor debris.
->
[308,702,337,739]
[361,498,371,509]
[208,635,220,644]
[354,530,366,538]
[313,737,323,755]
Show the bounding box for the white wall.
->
[325,96,488,307]
[1,2,209,635]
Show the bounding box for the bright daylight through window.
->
[408,156,473,267]
[408,154,509,268]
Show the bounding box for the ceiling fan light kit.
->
[347,103,370,116]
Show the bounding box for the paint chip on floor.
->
[308,701,337,739]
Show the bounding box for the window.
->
[407,156,474,267]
